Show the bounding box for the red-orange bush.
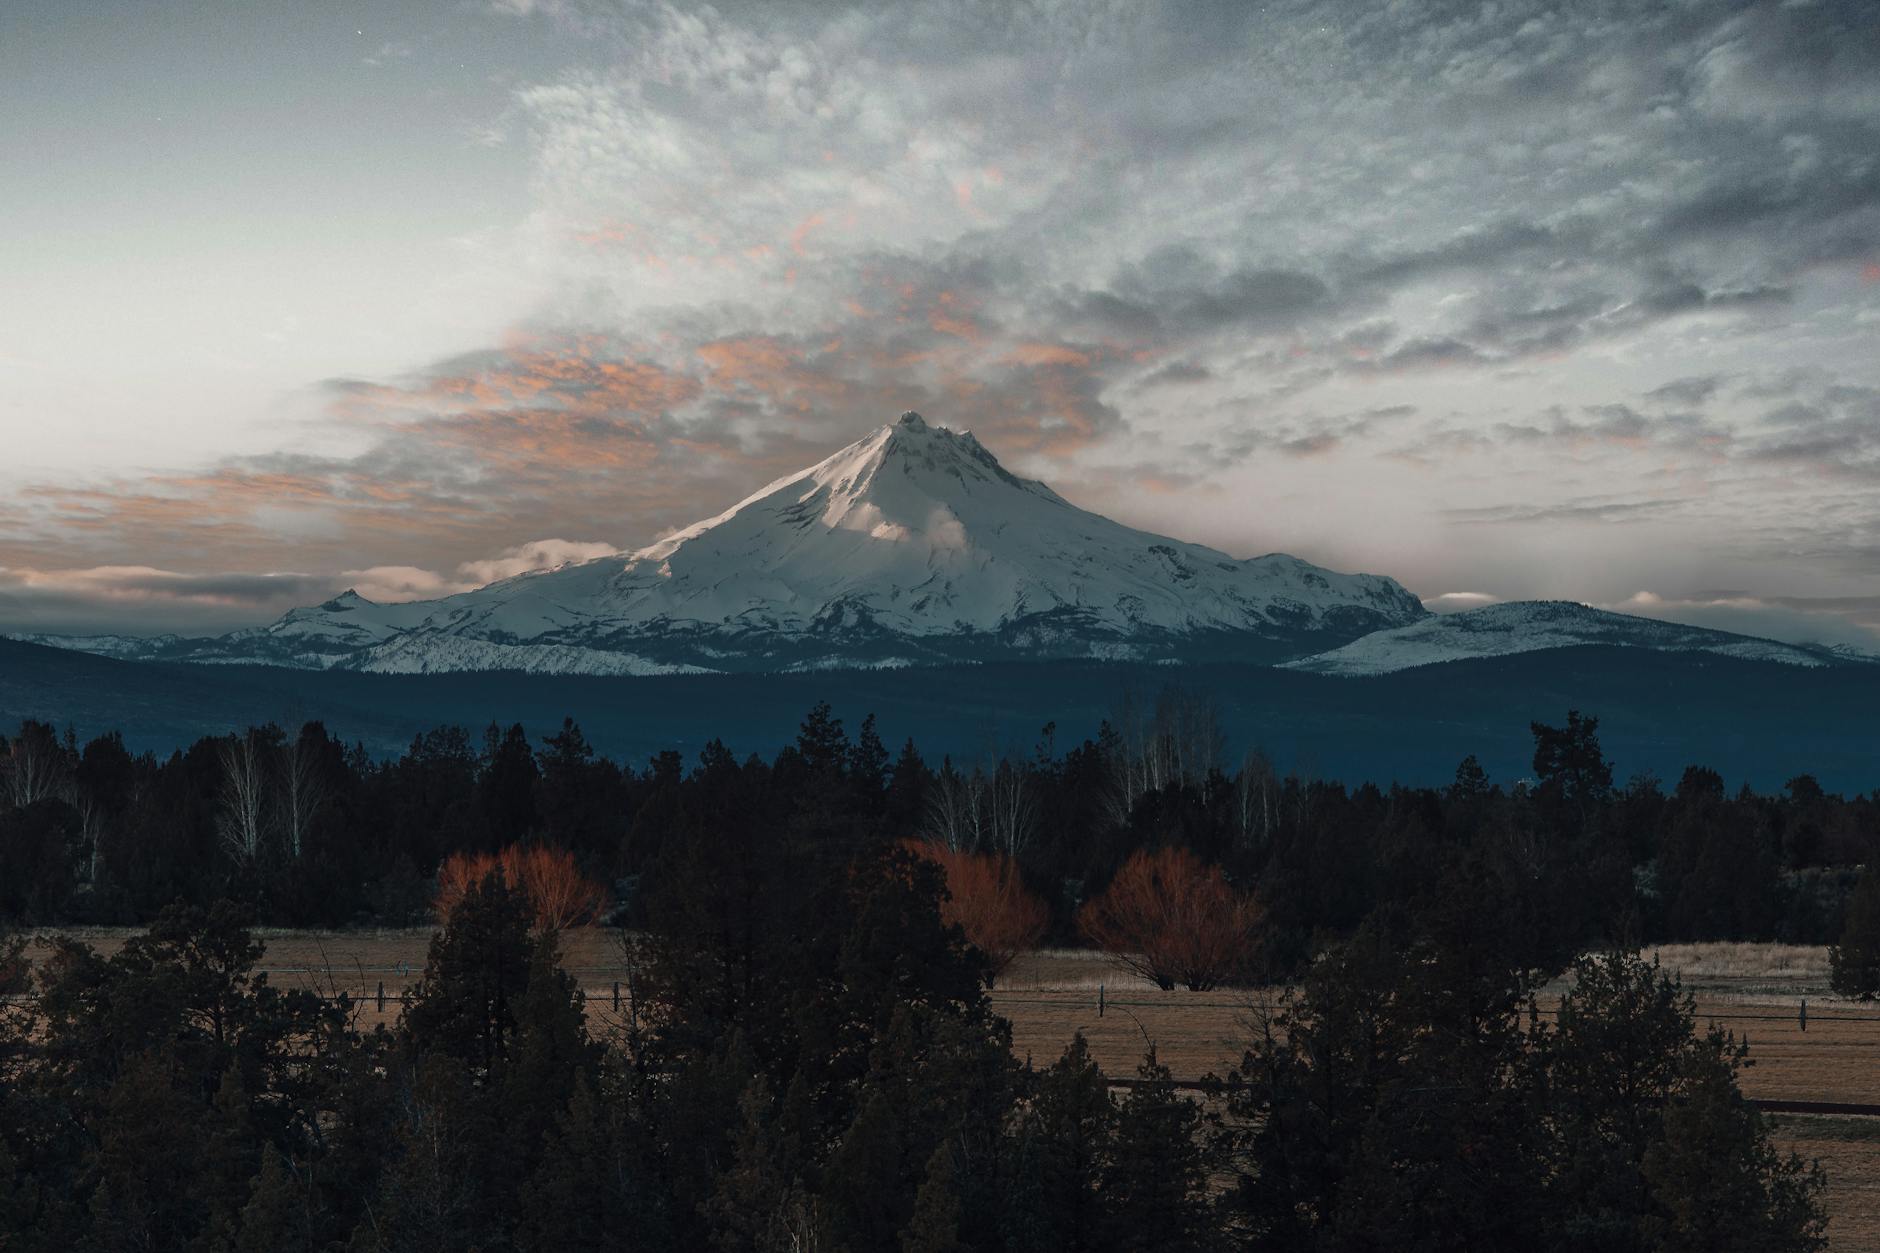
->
[1077,847,1259,991]
[433,844,608,932]
[903,840,1049,985]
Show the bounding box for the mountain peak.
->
[66,410,1426,674]
[310,588,371,613]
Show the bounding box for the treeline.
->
[4,699,1878,958]
[0,839,1827,1251]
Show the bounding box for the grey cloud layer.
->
[3,0,1878,644]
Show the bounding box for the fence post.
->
[1800,999,1807,1033]
[377,981,385,1013]
[613,981,620,1012]
[1099,985,1105,1018]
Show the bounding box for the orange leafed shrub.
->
[433,845,608,932]
[1078,847,1259,991]
[903,840,1049,985]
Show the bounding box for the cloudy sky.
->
[3,0,1878,647]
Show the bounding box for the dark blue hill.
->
[1,638,1874,792]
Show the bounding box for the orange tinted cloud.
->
[788,211,826,254]
[1004,342,1091,367]
[7,301,1132,593]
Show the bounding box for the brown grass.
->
[1770,1116,1880,1250]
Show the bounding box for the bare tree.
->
[1106,684,1225,815]
[278,726,327,861]
[922,757,984,852]
[76,794,106,885]
[984,758,1037,858]
[216,732,270,865]
[923,756,1036,857]
[434,845,609,932]
[1079,847,1261,991]
[2,721,71,810]
[1234,747,1278,855]
[903,840,1048,985]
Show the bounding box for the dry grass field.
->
[23,931,1880,1245]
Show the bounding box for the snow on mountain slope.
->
[7,632,185,660]
[351,411,1426,664]
[10,412,1428,675]
[1283,600,1844,676]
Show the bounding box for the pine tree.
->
[884,738,929,839]
[86,1051,212,1252]
[519,1074,667,1253]
[1642,1044,1826,1252]
[1829,865,1880,997]
[200,1065,262,1248]
[851,713,891,808]
[1013,1034,1114,1253]
[900,1142,967,1253]
[356,1054,487,1253]
[400,871,535,1076]
[706,1075,824,1253]
[234,1144,309,1253]
[501,928,601,1156]
[1100,1049,1210,1253]
[478,723,539,847]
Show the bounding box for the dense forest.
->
[1,693,1856,1248]
[0,793,1832,1250]
[2,694,1875,964]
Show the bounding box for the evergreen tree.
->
[355,1054,487,1253]
[85,1051,213,1251]
[400,871,535,1076]
[519,1073,668,1253]
[1100,1049,1211,1253]
[884,737,930,840]
[1531,709,1613,830]
[705,1075,824,1253]
[900,1142,967,1253]
[478,723,539,847]
[233,1143,310,1253]
[1641,1052,1826,1252]
[501,928,602,1180]
[1012,1033,1114,1253]
[850,712,891,810]
[1829,865,1880,998]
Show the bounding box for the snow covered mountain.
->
[1282,600,1857,677]
[19,412,1428,675]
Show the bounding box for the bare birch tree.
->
[1234,747,1279,854]
[922,758,983,853]
[984,758,1037,858]
[1106,685,1225,816]
[76,794,106,884]
[2,722,71,810]
[278,726,327,861]
[216,732,270,865]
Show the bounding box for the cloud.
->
[1445,496,1692,527]
[1134,361,1212,388]
[0,534,636,635]
[1602,590,1880,654]
[10,0,1880,636]
[1645,375,1725,407]
[0,565,340,634]
[455,538,621,585]
[1423,591,1501,613]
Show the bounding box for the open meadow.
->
[25,929,1880,1246]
